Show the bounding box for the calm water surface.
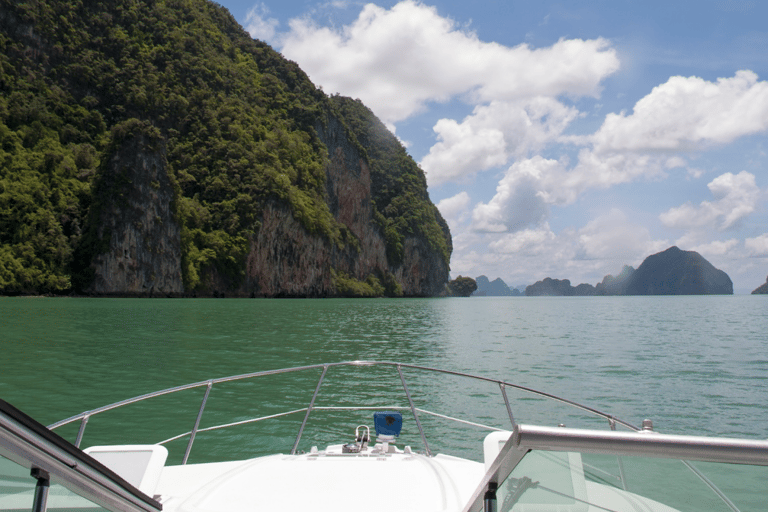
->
[1,296,766,457]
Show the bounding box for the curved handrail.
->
[48,360,642,458]
[48,362,330,430]
[48,360,639,434]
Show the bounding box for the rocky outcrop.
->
[524,248,732,297]
[574,283,597,296]
[624,246,732,295]
[751,276,768,294]
[447,276,477,297]
[87,122,183,296]
[525,277,596,296]
[473,275,516,296]
[594,265,635,295]
[79,110,447,298]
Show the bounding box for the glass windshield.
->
[496,449,768,512]
[0,454,109,512]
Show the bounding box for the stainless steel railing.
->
[48,360,641,462]
[464,424,768,512]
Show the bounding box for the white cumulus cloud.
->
[586,70,768,153]
[745,234,768,256]
[488,226,556,254]
[422,98,580,185]
[690,239,740,256]
[436,192,471,231]
[280,1,619,125]
[575,209,668,261]
[245,3,279,43]
[456,72,768,216]
[660,171,761,231]
[471,156,562,232]
[558,72,768,203]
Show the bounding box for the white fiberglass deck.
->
[156,446,484,512]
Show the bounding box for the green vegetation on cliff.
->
[0,0,450,294]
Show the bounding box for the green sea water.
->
[2,296,767,434]
[1,296,767,509]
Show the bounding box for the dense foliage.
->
[447,276,477,297]
[0,0,450,294]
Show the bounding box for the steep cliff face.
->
[244,201,335,297]
[326,96,452,296]
[394,236,449,296]
[87,122,183,296]
[317,113,388,281]
[82,107,445,298]
[202,110,411,297]
[239,110,448,297]
[241,113,387,297]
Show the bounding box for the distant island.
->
[468,246,740,297]
[471,276,524,296]
[525,247,732,296]
[753,276,768,294]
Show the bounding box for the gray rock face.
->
[88,128,183,296]
[316,112,449,297]
[624,246,733,295]
[238,113,389,297]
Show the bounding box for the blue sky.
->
[216,0,768,293]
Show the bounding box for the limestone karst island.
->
[0,0,451,297]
